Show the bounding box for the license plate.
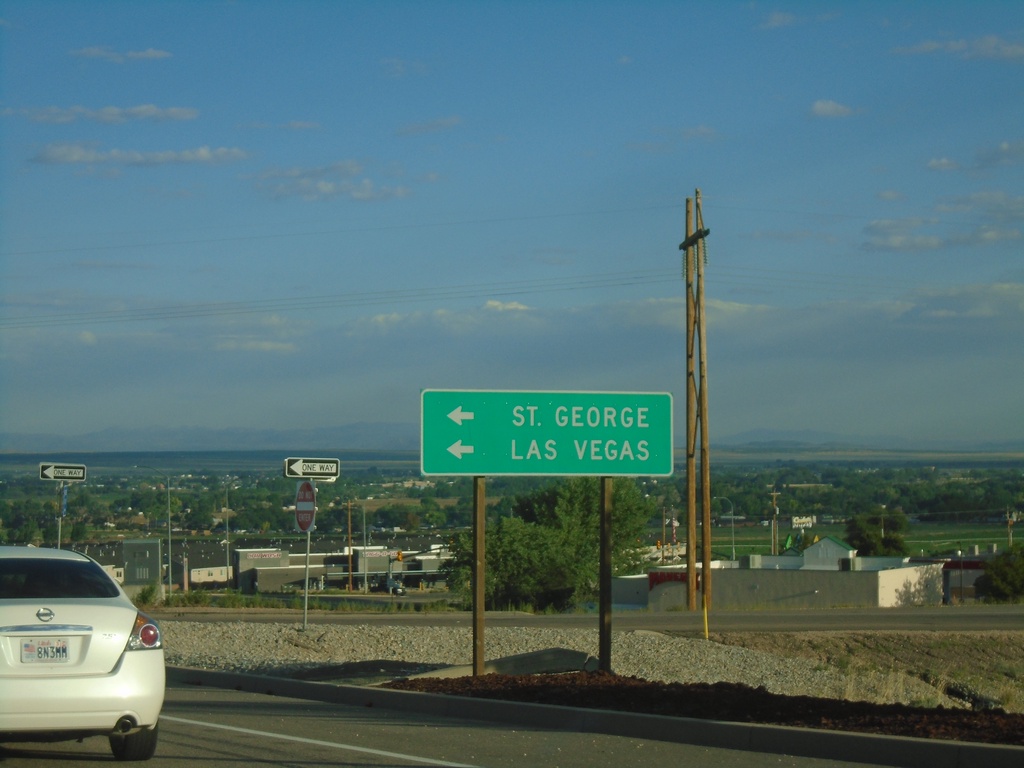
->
[22,637,70,663]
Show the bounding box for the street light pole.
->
[224,486,230,588]
[958,544,964,604]
[135,465,172,599]
[362,505,368,593]
[714,496,735,561]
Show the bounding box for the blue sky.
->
[1,1,1022,449]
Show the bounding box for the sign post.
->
[294,480,316,629]
[40,463,86,550]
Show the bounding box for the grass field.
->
[705,522,1014,559]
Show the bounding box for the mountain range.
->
[1,424,1021,454]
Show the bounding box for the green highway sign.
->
[420,389,674,477]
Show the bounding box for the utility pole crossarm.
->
[678,228,711,251]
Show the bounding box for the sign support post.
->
[294,480,317,630]
[472,476,486,676]
[39,463,86,550]
[303,527,312,630]
[599,477,613,672]
[57,482,65,549]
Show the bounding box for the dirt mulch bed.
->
[384,670,1024,747]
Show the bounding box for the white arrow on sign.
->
[447,405,475,425]
[447,440,475,459]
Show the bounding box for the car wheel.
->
[109,722,159,761]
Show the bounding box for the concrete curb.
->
[405,647,598,678]
[167,666,1024,768]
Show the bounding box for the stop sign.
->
[295,480,316,532]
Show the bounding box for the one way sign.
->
[283,457,340,482]
[39,463,87,482]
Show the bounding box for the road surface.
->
[0,682,891,768]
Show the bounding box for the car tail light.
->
[126,611,162,651]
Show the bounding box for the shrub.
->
[132,582,160,608]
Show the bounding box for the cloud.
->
[254,161,409,201]
[70,46,172,63]
[926,140,1024,175]
[15,104,198,124]
[974,140,1024,169]
[706,297,773,330]
[6,283,1021,442]
[683,124,718,141]
[963,190,1024,224]
[484,300,530,312]
[32,143,247,166]
[628,124,719,154]
[810,99,853,118]
[745,228,836,244]
[862,218,943,251]
[894,35,1024,61]
[862,203,1022,251]
[381,57,428,77]
[760,12,797,29]
[396,115,462,137]
[214,339,296,353]
[908,283,1024,324]
[627,140,675,154]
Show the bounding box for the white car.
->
[0,546,165,760]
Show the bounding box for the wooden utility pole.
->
[681,190,712,610]
[684,198,697,610]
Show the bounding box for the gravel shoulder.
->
[160,618,1024,712]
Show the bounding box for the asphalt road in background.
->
[152,604,1024,632]
[0,683,887,768]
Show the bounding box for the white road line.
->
[163,715,480,767]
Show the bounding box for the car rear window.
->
[0,558,121,599]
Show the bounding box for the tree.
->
[484,516,563,609]
[975,544,1024,602]
[70,521,89,541]
[443,477,656,611]
[422,508,447,530]
[844,506,909,556]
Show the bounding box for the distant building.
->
[121,539,162,599]
[614,536,946,610]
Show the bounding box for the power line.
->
[0,255,965,332]
[0,268,679,330]
[3,192,974,260]
[0,204,682,259]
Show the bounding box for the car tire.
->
[109,722,159,761]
